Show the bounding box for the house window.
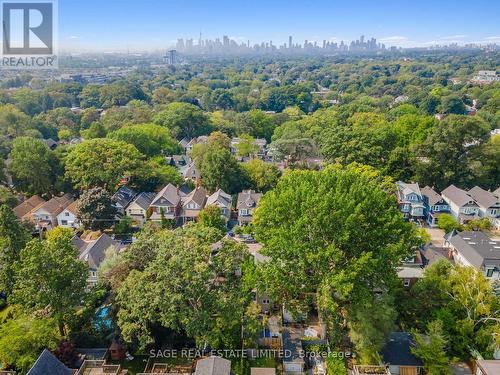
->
[262,299,270,304]
[61,220,68,225]
[240,209,248,215]
[403,279,411,287]
[486,269,494,277]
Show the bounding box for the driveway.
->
[425,227,446,246]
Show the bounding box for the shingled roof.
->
[27,349,75,375]
[195,357,231,375]
[151,184,181,207]
[468,186,499,210]
[442,185,476,207]
[13,195,45,219]
[421,186,444,207]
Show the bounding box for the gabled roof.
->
[237,190,262,209]
[61,200,79,216]
[27,349,75,375]
[151,184,181,207]
[493,187,500,199]
[13,195,45,219]
[468,186,499,210]
[36,193,73,217]
[421,186,445,207]
[207,189,232,208]
[195,357,231,375]
[182,186,207,208]
[74,233,120,270]
[396,181,422,198]
[130,192,155,210]
[380,332,423,367]
[112,185,137,208]
[448,231,500,269]
[442,185,476,207]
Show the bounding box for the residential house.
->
[126,192,155,226]
[194,357,231,375]
[182,162,200,182]
[237,190,262,225]
[180,186,207,223]
[72,233,121,288]
[441,185,480,223]
[179,137,190,152]
[475,360,500,375]
[472,70,499,84]
[395,181,425,220]
[230,137,268,158]
[445,231,500,280]
[26,349,75,375]
[13,195,45,223]
[56,200,79,228]
[206,189,232,222]
[185,135,208,153]
[421,186,449,227]
[149,184,183,222]
[31,193,74,230]
[251,369,275,375]
[380,332,423,375]
[398,251,424,288]
[25,348,123,375]
[467,186,500,221]
[282,328,305,375]
[112,185,137,215]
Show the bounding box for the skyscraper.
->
[289,35,292,49]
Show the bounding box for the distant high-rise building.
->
[223,35,230,47]
[164,49,178,65]
[289,36,292,49]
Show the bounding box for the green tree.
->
[0,205,30,294]
[116,224,253,349]
[65,138,144,191]
[235,134,258,158]
[108,123,179,157]
[440,95,466,115]
[198,205,227,236]
[154,102,211,139]
[76,187,117,231]
[411,320,450,375]
[414,115,490,189]
[253,164,419,349]
[0,186,18,208]
[197,146,247,194]
[9,137,54,195]
[437,213,461,233]
[10,230,88,336]
[241,159,281,192]
[0,316,60,374]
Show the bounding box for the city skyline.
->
[57,0,500,52]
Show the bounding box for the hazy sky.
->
[58,0,500,51]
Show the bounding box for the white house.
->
[56,200,79,228]
[126,192,155,227]
[31,193,74,230]
[441,185,480,223]
[467,186,500,221]
[446,231,500,281]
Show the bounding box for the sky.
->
[57,0,500,52]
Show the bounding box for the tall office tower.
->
[360,35,365,44]
[223,35,230,47]
[289,35,292,48]
[165,49,177,65]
